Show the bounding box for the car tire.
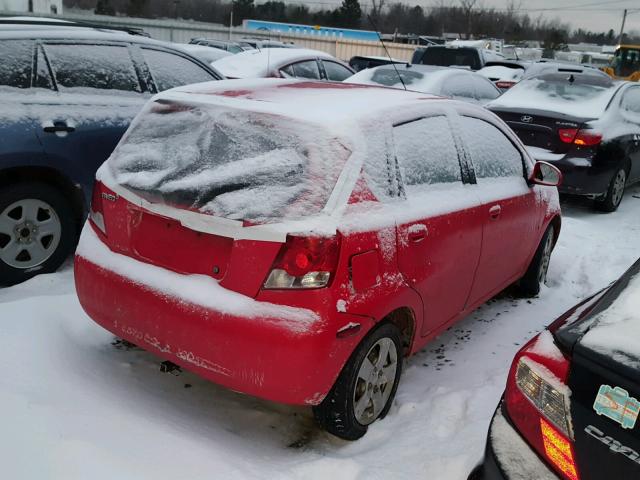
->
[313,322,403,440]
[518,225,555,297]
[595,167,627,213]
[0,182,77,287]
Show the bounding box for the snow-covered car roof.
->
[165,78,440,127]
[211,48,337,79]
[177,44,233,63]
[0,24,169,46]
[345,64,491,96]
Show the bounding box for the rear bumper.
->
[74,227,361,406]
[468,402,558,480]
[548,157,613,197]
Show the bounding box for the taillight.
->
[573,130,602,146]
[558,128,602,146]
[263,235,340,289]
[496,80,517,89]
[89,181,106,235]
[558,128,578,143]
[504,330,579,480]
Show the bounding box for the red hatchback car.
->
[75,80,562,440]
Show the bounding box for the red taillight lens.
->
[496,80,517,89]
[558,128,578,143]
[89,181,106,235]
[504,331,579,480]
[558,128,602,146]
[263,235,340,289]
[573,130,602,146]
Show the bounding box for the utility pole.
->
[229,9,234,40]
[618,9,627,45]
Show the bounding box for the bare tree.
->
[370,0,386,25]
[459,0,477,39]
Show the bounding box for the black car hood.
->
[555,257,640,383]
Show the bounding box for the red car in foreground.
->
[75,80,562,440]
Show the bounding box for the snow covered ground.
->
[2,185,640,480]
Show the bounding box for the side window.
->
[393,116,462,194]
[44,44,141,92]
[322,61,353,81]
[474,78,501,102]
[459,116,524,179]
[291,60,321,80]
[621,87,640,115]
[280,64,295,78]
[0,40,34,88]
[440,74,475,101]
[142,48,217,92]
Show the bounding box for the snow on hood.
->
[211,48,335,78]
[580,268,640,367]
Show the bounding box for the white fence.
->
[0,10,416,62]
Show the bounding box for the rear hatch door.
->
[556,260,640,479]
[96,98,350,297]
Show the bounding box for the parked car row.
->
[2,20,640,480]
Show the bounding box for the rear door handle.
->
[489,205,502,219]
[408,224,428,243]
[43,122,75,133]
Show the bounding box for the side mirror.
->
[529,161,563,187]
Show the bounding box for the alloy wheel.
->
[611,169,626,208]
[353,337,398,425]
[0,199,62,269]
[538,228,554,285]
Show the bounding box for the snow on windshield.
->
[211,48,332,78]
[108,100,350,223]
[346,67,455,94]
[477,65,523,81]
[488,74,617,118]
[581,270,640,367]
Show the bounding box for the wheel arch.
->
[378,306,417,357]
[548,214,562,248]
[0,166,86,234]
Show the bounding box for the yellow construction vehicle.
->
[602,45,640,81]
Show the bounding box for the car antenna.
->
[367,14,407,91]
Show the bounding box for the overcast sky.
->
[480,0,639,33]
[294,0,640,35]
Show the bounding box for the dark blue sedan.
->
[0,19,221,285]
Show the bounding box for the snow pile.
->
[1,185,640,479]
[211,48,335,78]
[581,270,640,366]
[76,224,319,332]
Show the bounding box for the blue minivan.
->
[0,19,222,285]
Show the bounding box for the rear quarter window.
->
[141,48,217,92]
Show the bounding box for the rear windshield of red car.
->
[108,100,350,223]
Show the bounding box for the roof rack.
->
[0,17,150,37]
